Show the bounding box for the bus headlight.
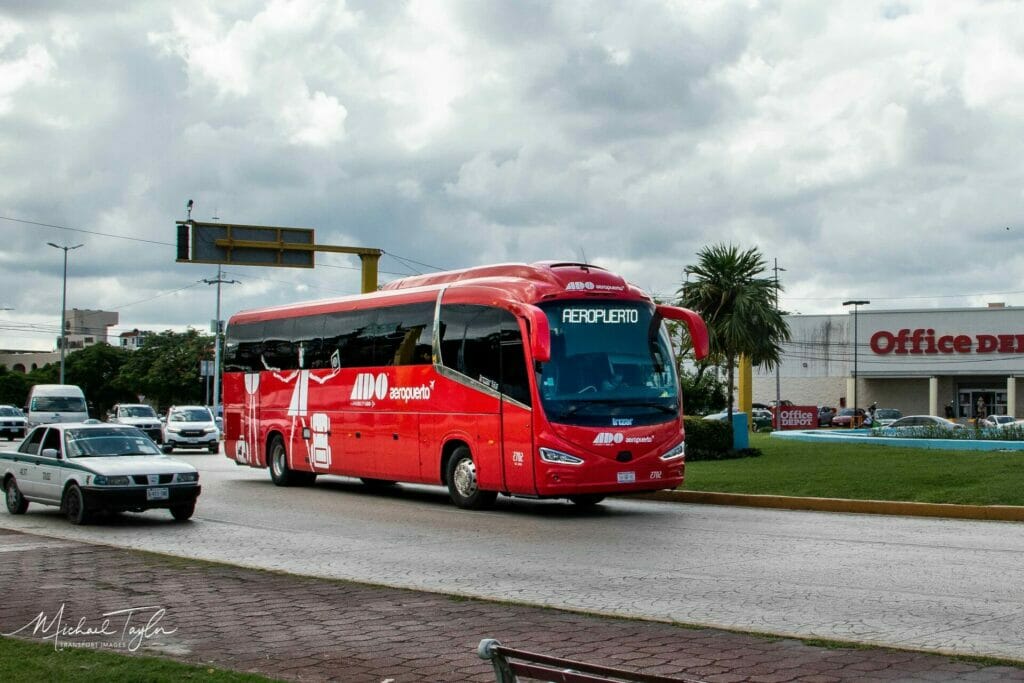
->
[659,441,685,461]
[539,448,584,465]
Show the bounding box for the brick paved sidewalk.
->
[1,528,1021,683]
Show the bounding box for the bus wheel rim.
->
[454,458,478,497]
[273,448,285,476]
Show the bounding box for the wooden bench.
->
[477,639,704,683]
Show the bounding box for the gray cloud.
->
[2,1,1023,351]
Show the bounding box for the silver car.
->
[882,415,964,433]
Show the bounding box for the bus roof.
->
[228,261,653,325]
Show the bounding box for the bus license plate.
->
[617,471,636,483]
[147,487,169,501]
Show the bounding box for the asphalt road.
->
[2,448,1023,662]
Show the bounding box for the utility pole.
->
[203,265,239,414]
[772,259,786,429]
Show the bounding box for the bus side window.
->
[498,311,531,406]
[439,304,501,390]
[225,321,264,372]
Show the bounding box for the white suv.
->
[162,405,220,453]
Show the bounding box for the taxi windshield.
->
[537,301,679,426]
[64,428,162,457]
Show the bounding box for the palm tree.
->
[676,244,790,425]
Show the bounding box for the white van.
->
[25,384,89,426]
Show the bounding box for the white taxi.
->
[1,422,201,524]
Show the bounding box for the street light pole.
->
[842,299,870,422]
[47,242,84,384]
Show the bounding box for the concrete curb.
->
[634,490,1024,522]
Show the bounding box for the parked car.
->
[162,405,219,453]
[704,409,773,431]
[872,408,903,427]
[882,415,964,433]
[107,403,163,443]
[817,406,836,427]
[980,415,1021,429]
[0,405,27,441]
[831,408,865,427]
[1,422,201,524]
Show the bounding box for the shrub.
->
[683,417,761,461]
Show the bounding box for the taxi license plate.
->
[147,487,169,501]
[617,471,636,483]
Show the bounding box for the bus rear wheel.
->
[446,447,497,510]
[268,436,317,487]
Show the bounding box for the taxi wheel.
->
[170,502,195,521]
[63,484,90,525]
[446,447,497,510]
[5,477,28,514]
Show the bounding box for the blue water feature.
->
[770,428,1024,451]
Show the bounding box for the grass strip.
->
[686,433,1024,505]
[0,636,278,683]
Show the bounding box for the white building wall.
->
[753,306,1024,416]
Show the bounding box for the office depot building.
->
[753,305,1024,419]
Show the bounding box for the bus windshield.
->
[537,301,679,426]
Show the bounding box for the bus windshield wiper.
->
[615,401,676,414]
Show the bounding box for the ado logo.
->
[593,432,625,445]
[350,373,388,401]
[566,281,596,291]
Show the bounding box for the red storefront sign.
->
[773,406,818,430]
[870,329,1024,355]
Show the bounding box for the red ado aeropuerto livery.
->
[222,261,708,509]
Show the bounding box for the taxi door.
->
[10,427,45,498]
[35,427,65,504]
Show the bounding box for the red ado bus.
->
[222,261,708,509]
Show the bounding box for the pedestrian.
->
[976,396,987,425]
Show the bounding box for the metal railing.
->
[477,639,704,683]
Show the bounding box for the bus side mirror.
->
[520,305,551,363]
[656,305,709,361]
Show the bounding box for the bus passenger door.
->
[500,313,536,495]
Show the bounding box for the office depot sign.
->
[870,329,1024,355]
[775,406,818,430]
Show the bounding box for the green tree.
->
[118,330,214,409]
[0,366,29,407]
[676,244,790,424]
[678,367,728,416]
[63,343,135,417]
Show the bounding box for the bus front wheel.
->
[268,436,317,487]
[446,447,497,510]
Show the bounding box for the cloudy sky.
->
[1,0,1023,351]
